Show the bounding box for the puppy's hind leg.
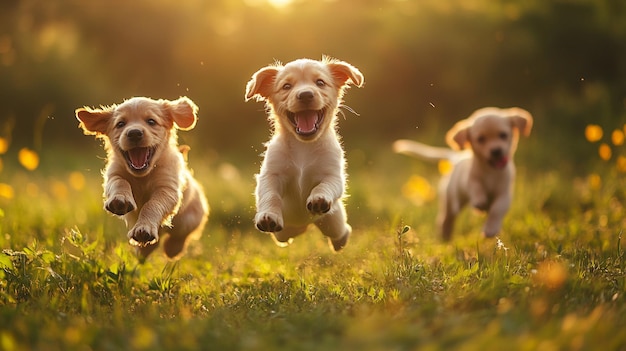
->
[314,201,351,251]
[162,187,209,259]
[437,181,458,242]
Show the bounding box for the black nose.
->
[127,129,143,142]
[490,148,503,158]
[297,90,314,101]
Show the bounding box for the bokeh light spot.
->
[0,138,8,154]
[69,171,85,191]
[598,143,611,161]
[51,180,68,201]
[534,260,568,290]
[611,129,624,145]
[584,124,603,142]
[588,173,601,190]
[402,175,435,205]
[438,159,453,175]
[0,183,14,199]
[18,148,39,171]
[617,156,626,173]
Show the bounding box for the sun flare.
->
[267,0,293,8]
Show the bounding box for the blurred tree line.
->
[0,0,625,169]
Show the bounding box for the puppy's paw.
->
[329,225,351,252]
[255,212,283,233]
[483,226,500,238]
[306,196,332,215]
[106,195,136,216]
[128,224,159,247]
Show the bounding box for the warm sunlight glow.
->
[267,0,293,8]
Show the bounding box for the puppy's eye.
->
[316,79,326,87]
[499,132,508,140]
[477,135,486,144]
[283,83,292,90]
[116,121,126,128]
[147,118,157,126]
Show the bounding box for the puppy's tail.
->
[393,139,458,162]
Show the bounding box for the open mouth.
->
[123,147,155,172]
[287,109,325,136]
[489,156,508,169]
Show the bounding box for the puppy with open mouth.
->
[245,56,364,251]
[75,96,209,260]
[394,107,533,241]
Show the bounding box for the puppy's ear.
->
[507,108,533,137]
[445,121,471,150]
[325,59,364,88]
[75,107,112,136]
[245,66,279,101]
[165,97,198,131]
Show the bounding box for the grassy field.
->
[0,143,625,351]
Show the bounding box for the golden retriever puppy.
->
[75,96,209,259]
[393,107,533,241]
[245,57,364,251]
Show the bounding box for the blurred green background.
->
[1,0,625,172]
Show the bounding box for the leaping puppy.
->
[394,107,533,241]
[75,96,209,260]
[245,56,364,251]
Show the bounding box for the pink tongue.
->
[494,157,508,169]
[128,148,149,169]
[295,111,318,134]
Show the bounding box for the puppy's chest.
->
[126,169,182,204]
[477,168,511,195]
[283,158,326,191]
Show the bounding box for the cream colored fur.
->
[394,107,532,240]
[245,57,364,251]
[75,96,209,260]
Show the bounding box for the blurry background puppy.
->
[75,96,209,260]
[393,107,533,241]
[245,56,364,251]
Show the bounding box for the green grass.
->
[0,148,625,351]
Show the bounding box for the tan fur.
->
[393,107,532,240]
[245,56,364,251]
[75,96,209,260]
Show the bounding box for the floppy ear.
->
[445,120,471,150]
[245,66,280,101]
[325,57,364,88]
[507,108,533,137]
[75,107,112,136]
[164,96,198,131]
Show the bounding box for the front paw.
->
[106,195,136,216]
[255,212,283,233]
[307,195,332,215]
[483,223,501,238]
[128,223,159,247]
